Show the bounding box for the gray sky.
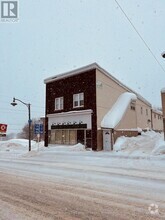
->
[1,0,165,134]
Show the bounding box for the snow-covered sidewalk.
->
[0,131,165,160]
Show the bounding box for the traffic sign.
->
[34,124,43,134]
[0,133,6,137]
[0,124,7,133]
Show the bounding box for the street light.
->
[161,51,165,58]
[11,97,31,151]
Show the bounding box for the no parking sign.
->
[0,124,7,133]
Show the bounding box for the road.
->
[0,149,165,220]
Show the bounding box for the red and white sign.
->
[0,124,7,133]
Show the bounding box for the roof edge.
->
[44,62,151,107]
[44,62,98,84]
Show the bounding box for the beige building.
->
[44,63,163,151]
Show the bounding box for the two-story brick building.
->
[44,63,163,151]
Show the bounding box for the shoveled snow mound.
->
[0,139,36,150]
[101,92,137,128]
[114,131,165,156]
[152,139,165,155]
[0,139,86,159]
[0,139,45,159]
[68,143,86,151]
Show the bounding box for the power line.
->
[114,0,165,73]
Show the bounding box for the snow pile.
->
[152,139,165,155]
[0,139,35,151]
[114,131,165,157]
[113,136,127,151]
[101,92,137,128]
[0,139,45,158]
[69,143,86,151]
[1,132,165,159]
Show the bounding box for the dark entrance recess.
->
[76,129,92,148]
[77,130,84,144]
[86,130,92,148]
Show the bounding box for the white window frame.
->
[73,92,84,108]
[55,97,63,110]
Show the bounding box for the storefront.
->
[47,109,93,147]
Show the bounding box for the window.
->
[55,97,63,110]
[130,101,136,111]
[146,109,148,116]
[73,93,84,108]
[141,107,143,114]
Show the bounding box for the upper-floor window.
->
[73,92,84,108]
[130,101,136,111]
[141,107,143,114]
[55,97,63,110]
[146,109,148,116]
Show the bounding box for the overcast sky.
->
[1,0,165,134]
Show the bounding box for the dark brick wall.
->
[45,69,97,150]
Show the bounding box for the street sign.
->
[0,133,6,137]
[34,124,43,134]
[0,124,7,133]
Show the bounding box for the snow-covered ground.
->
[0,131,165,219]
[0,131,165,159]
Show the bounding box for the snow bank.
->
[114,131,165,157]
[1,132,165,159]
[0,139,45,158]
[0,139,36,151]
[152,139,165,155]
[69,143,86,151]
[0,139,86,159]
[113,136,127,151]
[101,92,137,128]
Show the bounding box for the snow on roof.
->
[101,92,137,129]
[44,63,151,107]
[152,107,162,115]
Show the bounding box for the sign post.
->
[34,123,44,151]
[0,124,7,138]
